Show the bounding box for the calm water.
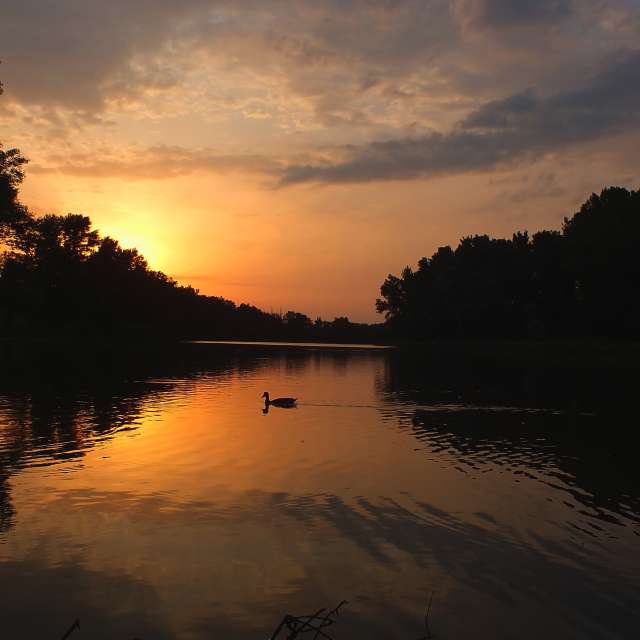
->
[0,342,638,639]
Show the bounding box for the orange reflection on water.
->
[0,344,638,639]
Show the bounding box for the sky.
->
[1,0,639,322]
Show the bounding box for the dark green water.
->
[0,342,638,639]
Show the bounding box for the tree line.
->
[376,186,640,339]
[0,97,383,341]
[3,130,637,343]
[3,65,638,344]
[0,150,381,341]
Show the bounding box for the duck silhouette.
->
[262,391,297,408]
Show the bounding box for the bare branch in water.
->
[57,597,439,640]
[59,619,80,640]
[270,601,349,640]
[419,592,435,640]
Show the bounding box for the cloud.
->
[463,48,640,137]
[30,145,280,180]
[500,171,566,204]
[24,47,640,188]
[0,1,220,112]
[277,49,640,185]
[0,1,455,115]
[453,0,573,31]
[1,0,635,142]
[2,0,639,192]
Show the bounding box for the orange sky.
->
[2,1,639,321]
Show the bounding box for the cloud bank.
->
[278,49,640,185]
[2,1,639,186]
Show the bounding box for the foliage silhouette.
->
[0,139,382,342]
[377,186,640,339]
[0,70,383,342]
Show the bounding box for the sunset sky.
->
[1,0,639,321]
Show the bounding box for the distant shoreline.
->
[187,339,392,349]
[1,334,638,367]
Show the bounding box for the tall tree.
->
[377,187,640,340]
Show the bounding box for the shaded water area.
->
[0,341,638,639]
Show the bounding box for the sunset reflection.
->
[1,344,638,639]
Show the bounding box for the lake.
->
[0,341,638,639]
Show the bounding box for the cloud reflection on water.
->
[0,342,639,639]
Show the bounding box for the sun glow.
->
[109,228,169,272]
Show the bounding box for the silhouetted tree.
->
[0,141,380,342]
[562,187,640,337]
[0,74,382,343]
[0,146,29,242]
[378,187,640,340]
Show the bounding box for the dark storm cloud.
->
[278,49,640,185]
[464,48,640,134]
[456,0,573,30]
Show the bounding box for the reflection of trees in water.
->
[378,349,638,414]
[0,474,14,533]
[410,409,640,520]
[1,384,161,469]
[32,486,640,639]
[379,351,640,524]
[0,344,269,472]
[0,344,378,472]
[0,343,278,533]
[0,343,375,534]
[0,344,384,529]
[0,344,638,638]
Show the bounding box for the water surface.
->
[0,342,638,639]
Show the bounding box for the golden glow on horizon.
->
[5,0,639,321]
[18,157,628,322]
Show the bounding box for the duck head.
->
[261,391,269,401]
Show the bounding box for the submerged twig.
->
[270,601,348,640]
[419,592,435,640]
[59,619,80,640]
[326,600,348,621]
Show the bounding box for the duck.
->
[262,391,297,408]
